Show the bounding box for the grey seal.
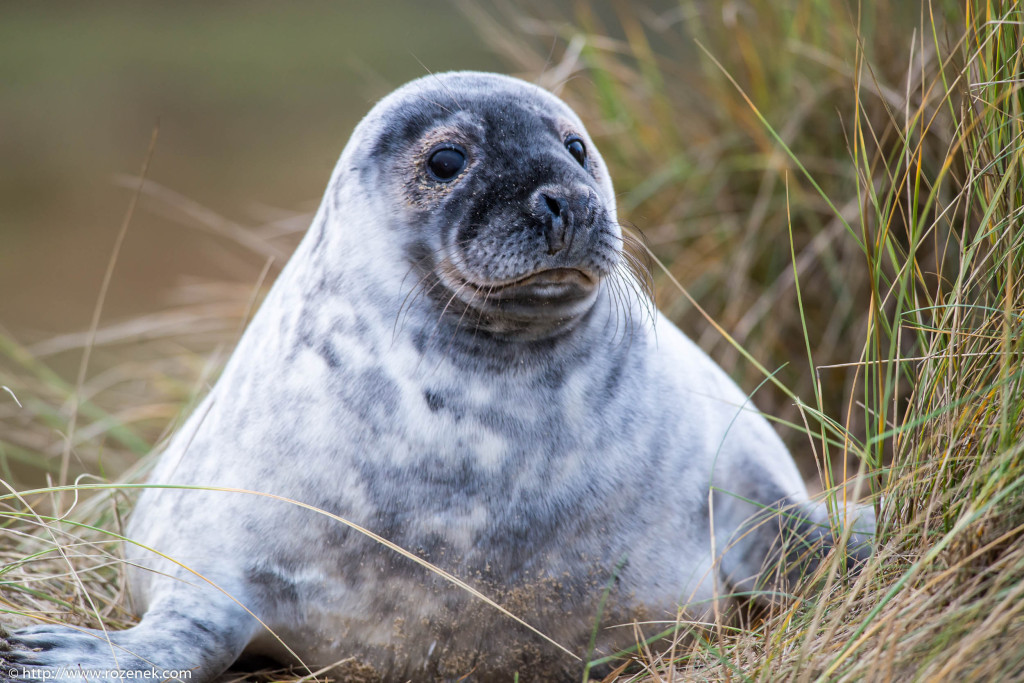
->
[3,71,872,682]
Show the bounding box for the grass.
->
[3,0,1024,680]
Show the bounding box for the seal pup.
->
[3,72,872,682]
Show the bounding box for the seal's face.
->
[359,73,621,330]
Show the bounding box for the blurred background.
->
[0,1,507,334]
[1,1,936,493]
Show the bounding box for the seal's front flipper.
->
[771,500,874,586]
[716,495,876,603]
[1,591,257,683]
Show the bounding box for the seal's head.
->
[341,72,622,334]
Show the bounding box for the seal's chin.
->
[451,268,600,321]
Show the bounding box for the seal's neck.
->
[395,275,648,377]
[413,294,605,365]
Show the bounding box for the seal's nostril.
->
[543,193,564,218]
[536,191,574,255]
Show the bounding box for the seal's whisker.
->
[426,262,473,349]
[409,54,465,112]
[394,264,450,343]
[595,232,647,342]
[409,261,467,375]
[613,228,657,328]
[444,279,485,358]
[617,250,656,328]
[394,268,440,342]
[430,280,488,374]
[604,270,627,348]
[617,223,656,291]
[465,284,492,349]
[611,273,638,352]
[417,94,457,116]
[393,237,483,341]
[394,272,448,343]
[609,278,626,348]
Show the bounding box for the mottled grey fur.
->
[3,72,872,682]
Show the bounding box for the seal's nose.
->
[537,191,572,255]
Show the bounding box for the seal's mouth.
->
[447,267,600,320]
[478,267,594,294]
[464,267,595,300]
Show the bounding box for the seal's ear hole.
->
[565,136,587,168]
[427,146,467,182]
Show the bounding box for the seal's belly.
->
[236,448,716,680]
[257,553,681,681]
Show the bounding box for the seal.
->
[2,72,872,682]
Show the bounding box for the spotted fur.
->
[2,72,872,683]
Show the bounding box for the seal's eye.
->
[566,137,587,168]
[427,146,467,181]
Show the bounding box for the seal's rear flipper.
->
[0,589,257,683]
